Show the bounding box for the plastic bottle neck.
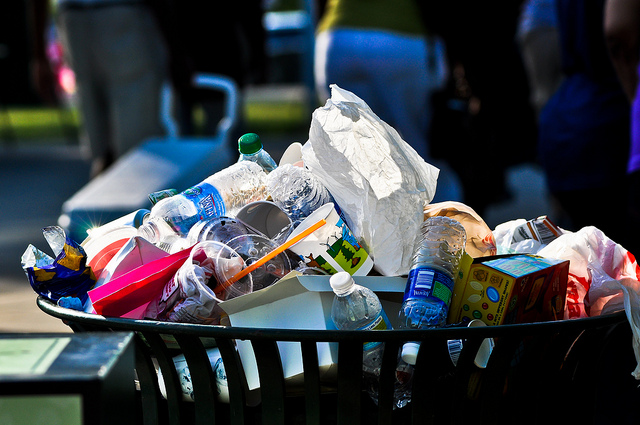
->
[138,220,162,243]
[330,272,357,296]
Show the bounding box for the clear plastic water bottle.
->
[138,161,268,243]
[398,216,467,365]
[330,271,391,375]
[266,163,334,223]
[237,133,278,173]
[148,188,178,205]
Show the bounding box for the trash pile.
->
[21,85,640,403]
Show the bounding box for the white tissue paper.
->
[302,85,439,276]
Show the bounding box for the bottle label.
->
[170,182,226,234]
[360,310,391,351]
[403,267,454,307]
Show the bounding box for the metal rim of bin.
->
[36,296,626,341]
[36,296,630,425]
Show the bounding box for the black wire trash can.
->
[37,296,636,425]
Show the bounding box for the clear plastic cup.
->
[224,234,292,291]
[186,216,252,246]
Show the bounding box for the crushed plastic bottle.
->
[266,163,334,223]
[237,133,278,173]
[137,161,268,243]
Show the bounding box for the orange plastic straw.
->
[221,218,327,288]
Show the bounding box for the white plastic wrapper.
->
[143,241,247,324]
[302,85,439,276]
[538,227,640,378]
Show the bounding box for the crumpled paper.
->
[21,226,96,305]
[301,85,439,276]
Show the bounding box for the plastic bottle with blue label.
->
[398,216,467,365]
[137,161,268,243]
[237,133,278,173]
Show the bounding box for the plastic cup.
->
[195,241,252,301]
[235,201,292,240]
[224,234,292,291]
[278,141,304,167]
[186,216,252,246]
[285,203,373,276]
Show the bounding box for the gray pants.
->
[57,4,168,160]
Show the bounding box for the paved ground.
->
[0,97,553,333]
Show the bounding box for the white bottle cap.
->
[329,271,354,295]
[401,342,421,366]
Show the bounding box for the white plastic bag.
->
[537,226,640,378]
[301,85,439,276]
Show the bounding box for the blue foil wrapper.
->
[21,226,96,304]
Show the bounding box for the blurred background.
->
[0,0,554,332]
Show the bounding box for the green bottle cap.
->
[238,133,263,155]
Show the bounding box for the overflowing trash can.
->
[22,84,640,424]
[36,297,632,425]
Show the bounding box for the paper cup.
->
[285,203,373,276]
[278,141,304,167]
[235,201,292,240]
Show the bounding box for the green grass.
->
[1,107,80,143]
[1,100,309,145]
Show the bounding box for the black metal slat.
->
[477,335,521,424]
[336,339,362,425]
[410,337,454,425]
[251,339,287,425]
[449,335,483,424]
[174,334,218,425]
[133,334,163,425]
[144,332,185,425]
[216,337,248,425]
[377,339,401,424]
[301,340,322,425]
[34,297,631,425]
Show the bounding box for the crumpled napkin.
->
[302,85,439,276]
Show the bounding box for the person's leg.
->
[317,29,433,158]
[519,27,563,116]
[57,7,112,172]
[98,5,168,158]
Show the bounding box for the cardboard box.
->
[218,273,406,391]
[448,254,568,326]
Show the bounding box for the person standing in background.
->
[516,0,563,117]
[538,0,631,248]
[29,0,169,178]
[314,0,448,161]
[427,1,537,216]
[603,0,640,257]
[313,0,460,202]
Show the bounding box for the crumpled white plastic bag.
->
[537,226,640,378]
[144,241,246,324]
[301,85,439,276]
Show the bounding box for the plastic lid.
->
[238,133,263,155]
[401,342,420,366]
[329,271,354,295]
